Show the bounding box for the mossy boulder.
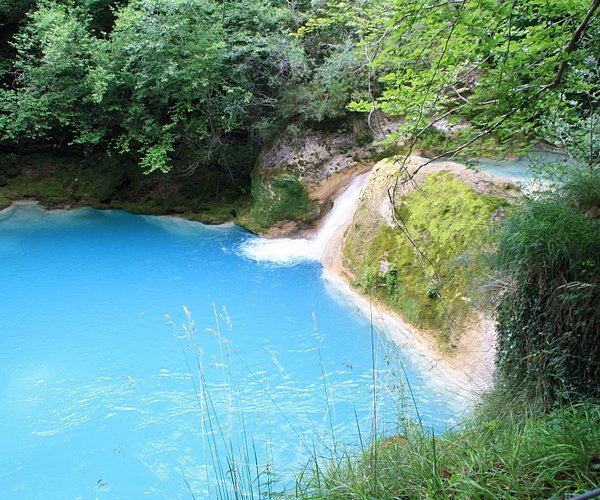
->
[343,156,519,345]
[237,170,320,234]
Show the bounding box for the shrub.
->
[494,168,600,406]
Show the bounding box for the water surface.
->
[469,151,577,182]
[0,203,464,498]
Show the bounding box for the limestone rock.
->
[342,155,520,343]
[244,113,402,235]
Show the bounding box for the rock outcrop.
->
[335,156,520,387]
[241,113,402,235]
[343,156,520,279]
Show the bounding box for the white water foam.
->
[239,172,370,265]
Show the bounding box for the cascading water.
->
[239,172,370,265]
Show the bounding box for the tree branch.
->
[543,0,599,90]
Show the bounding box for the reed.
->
[168,299,418,498]
[167,295,600,499]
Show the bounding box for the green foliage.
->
[0,4,103,144]
[298,403,600,498]
[287,1,391,126]
[412,127,459,157]
[279,41,371,124]
[494,168,600,406]
[347,171,507,340]
[75,0,128,33]
[384,263,398,293]
[316,0,598,161]
[0,0,35,26]
[0,0,309,175]
[362,264,379,291]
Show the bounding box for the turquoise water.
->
[0,203,463,498]
[469,151,576,182]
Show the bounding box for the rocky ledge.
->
[326,156,521,389]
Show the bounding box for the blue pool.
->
[0,203,464,498]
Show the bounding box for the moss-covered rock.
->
[0,152,244,224]
[241,113,403,235]
[237,170,320,233]
[343,156,519,345]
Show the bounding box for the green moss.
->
[345,171,508,342]
[0,188,10,210]
[0,152,243,224]
[241,169,319,232]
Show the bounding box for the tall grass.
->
[167,305,284,498]
[494,168,600,406]
[295,402,600,498]
[167,301,437,498]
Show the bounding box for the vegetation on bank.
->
[0,0,373,177]
[0,152,242,222]
[296,166,600,499]
[494,168,600,407]
[0,0,380,226]
[344,167,512,344]
[237,170,319,233]
[297,403,600,498]
[2,0,597,228]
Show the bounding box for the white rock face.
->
[256,112,402,187]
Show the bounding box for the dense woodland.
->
[0,0,372,180]
[1,0,599,497]
[1,1,598,175]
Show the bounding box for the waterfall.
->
[239,171,370,265]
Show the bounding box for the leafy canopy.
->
[0,0,308,173]
[307,0,599,162]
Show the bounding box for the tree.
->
[0,3,103,146]
[0,0,310,177]
[309,0,599,164]
[287,0,388,125]
[0,0,35,26]
[91,0,229,173]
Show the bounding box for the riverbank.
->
[320,195,495,398]
[299,165,600,500]
[0,152,245,224]
[317,156,511,396]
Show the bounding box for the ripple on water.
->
[0,203,467,498]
